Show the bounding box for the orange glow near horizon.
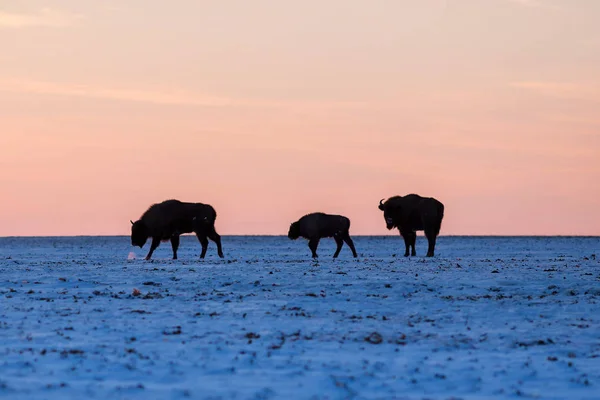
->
[1,1,599,236]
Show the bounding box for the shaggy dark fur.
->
[288,212,358,258]
[130,199,224,260]
[378,194,444,257]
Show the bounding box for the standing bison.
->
[130,199,224,260]
[288,212,358,258]
[378,194,444,257]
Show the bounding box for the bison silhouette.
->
[130,199,224,260]
[288,212,358,258]
[378,194,444,257]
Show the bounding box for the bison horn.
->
[130,220,134,225]
[378,199,385,210]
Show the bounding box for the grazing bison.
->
[288,212,358,258]
[130,199,224,260]
[378,194,444,257]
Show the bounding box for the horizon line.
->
[1,234,598,239]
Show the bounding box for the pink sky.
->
[1,0,599,236]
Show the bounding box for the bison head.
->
[130,219,148,248]
[379,199,396,230]
[288,221,301,240]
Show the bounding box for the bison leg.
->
[423,214,441,257]
[308,238,320,258]
[208,227,224,258]
[343,232,358,258]
[409,232,417,257]
[145,237,161,260]
[399,230,415,257]
[196,233,209,259]
[170,235,180,260]
[333,236,344,258]
[424,230,437,257]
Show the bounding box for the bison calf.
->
[130,199,224,260]
[288,212,358,258]
[378,194,444,257]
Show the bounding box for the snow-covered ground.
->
[0,235,599,399]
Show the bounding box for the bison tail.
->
[206,206,218,224]
[434,203,445,236]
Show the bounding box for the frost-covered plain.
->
[1,235,599,400]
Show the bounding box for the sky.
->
[1,0,599,236]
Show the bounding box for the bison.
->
[288,212,358,258]
[378,194,444,257]
[130,199,224,260]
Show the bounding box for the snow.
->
[1,235,599,399]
